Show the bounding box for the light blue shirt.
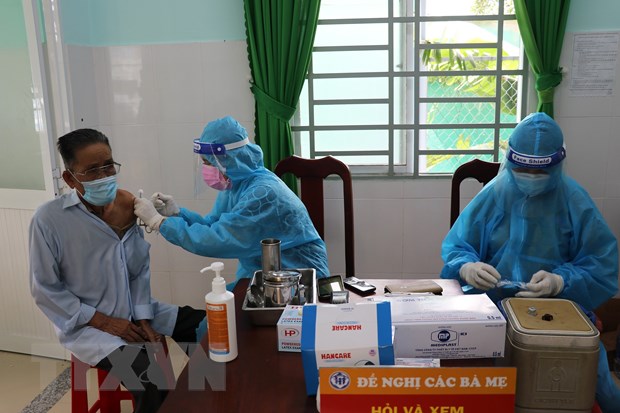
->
[29,191,178,365]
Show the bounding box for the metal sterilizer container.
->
[501,297,599,413]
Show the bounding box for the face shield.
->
[506,144,566,169]
[505,144,566,197]
[193,137,250,196]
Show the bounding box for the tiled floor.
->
[0,338,189,413]
[0,351,69,413]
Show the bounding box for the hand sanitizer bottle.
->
[201,262,237,362]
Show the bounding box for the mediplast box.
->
[277,305,304,352]
[301,301,394,396]
[373,294,506,359]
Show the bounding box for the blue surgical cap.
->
[199,116,248,145]
[508,112,564,157]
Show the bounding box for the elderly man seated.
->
[29,129,205,413]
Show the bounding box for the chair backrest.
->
[274,155,355,278]
[450,159,501,228]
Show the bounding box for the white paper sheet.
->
[569,32,619,97]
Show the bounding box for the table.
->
[158,278,469,413]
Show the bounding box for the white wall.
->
[65,41,254,309]
[3,7,619,359]
[64,40,456,312]
[62,31,620,311]
[555,33,620,237]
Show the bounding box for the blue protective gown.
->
[441,114,618,311]
[440,112,620,412]
[159,118,329,283]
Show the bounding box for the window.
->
[292,0,527,176]
[0,0,58,208]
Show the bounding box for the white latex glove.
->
[459,262,501,291]
[516,270,564,298]
[151,192,180,216]
[134,197,165,231]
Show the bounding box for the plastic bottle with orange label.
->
[201,262,237,362]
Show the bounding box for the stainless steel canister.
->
[501,297,599,413]
[261,238,281,274]
[263,270,301,307]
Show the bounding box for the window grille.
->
[292,0,528,177]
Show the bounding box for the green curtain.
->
[243,0,321,191]
[514,0,571,118]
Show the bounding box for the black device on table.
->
[317,275,346,303]
[343,276,377,296]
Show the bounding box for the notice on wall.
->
[569,32,619,97]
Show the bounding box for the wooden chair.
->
[71,339,175,413]
[450,159,501,227]
[275,155,355,278]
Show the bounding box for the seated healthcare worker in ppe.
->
[440,112,620,412]
[133,116,330,286]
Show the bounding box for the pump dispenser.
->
[201,262,237,362]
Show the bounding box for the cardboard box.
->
[301,301,394,395]
[373,294,506,359]
[277,305,304,352]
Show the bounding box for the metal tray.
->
[242,268,316,326]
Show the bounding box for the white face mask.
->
[512,171,550,197]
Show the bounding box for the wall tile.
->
[602,198,620,243]
[169,271,211,309]
[403,178,450,199]
[606,117,620,198]
[107,45,160,125]
[201,41,254,122]
[354,199,404,274]
[167,242,238,275]
[355,271,403,280]
[350,180,403,200]
[401,272,445,280]
[323,198,346,275]
[156,123,205,199]
[92,47,112,126]
[150,271,172,303]
[144,232,171,272]
[152,43,205,124]
[556,116,611,198]
[458,178,487,198]
[107,124,162,196]
[402,198,449,275]
[323,179,345,200]
[66,45,99,128]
